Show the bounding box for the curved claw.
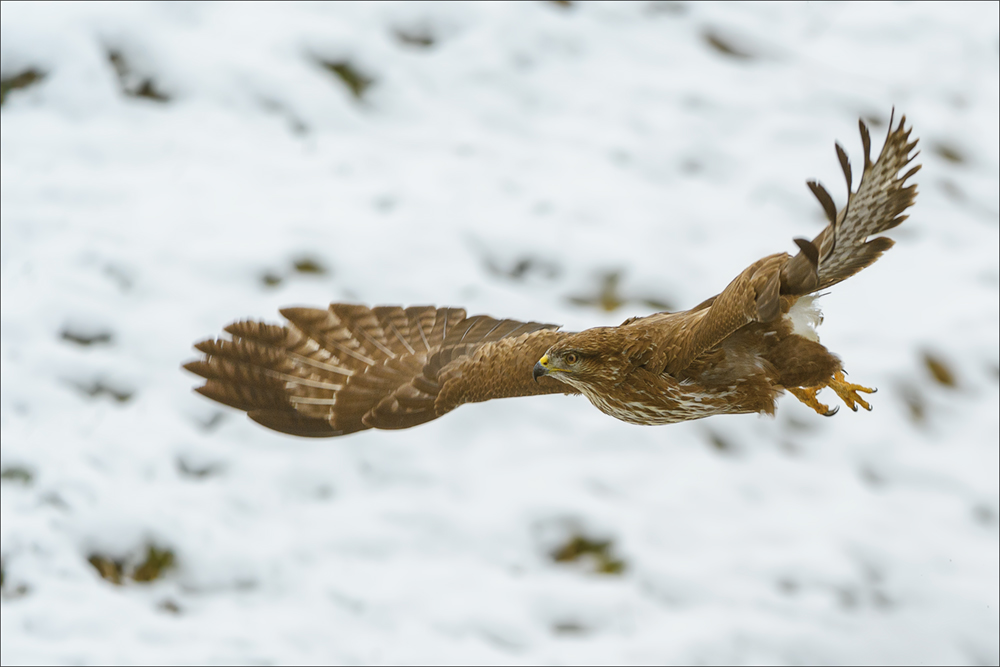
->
[823,405,840,417]
[828,371,875,412]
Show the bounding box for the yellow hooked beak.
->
[533,354,568,382]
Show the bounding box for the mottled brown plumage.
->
[185,112,919,437]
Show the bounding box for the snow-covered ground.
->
[1,2,997,664]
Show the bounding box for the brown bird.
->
[185,112,919,437]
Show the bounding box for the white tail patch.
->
[786,295,823,342]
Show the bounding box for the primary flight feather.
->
[185,112,920,437]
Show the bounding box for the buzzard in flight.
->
[186,113,919,437]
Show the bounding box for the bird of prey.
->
[185,112,920,437]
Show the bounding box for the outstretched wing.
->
[185,305,577,437]
[786,110,920,293]
[645,113,920,376]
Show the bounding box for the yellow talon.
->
[788,386,839,417]
[789,370,876,415]
[827,370,875,412]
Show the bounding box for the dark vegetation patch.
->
[395,28,435,48]
[292,256,328,275]
[61,328,114,347]
[550,533,626,575]
[132,546,176,582]
[0,68,45,106]
[922,351,957,388]
[932,141,966,165]
[108,50,170,102]
[0,466,34,484]
[158,599,182,614]
[262,255,330,288]
[568,271,626,311]
[318,59,374,100]
[70,379,134,403]
[552,621,588,635]
[703,29,755,60]
[261,271,284,288]
[89,544,175,585]
[894,350,959,425]
[567,270,673,313]
[485,255,560,282]
[88,554,125,584]
[898,383,926,426]
[862,114,886,129]
[704,429,737,455]
[177,457,223,479]
[0,559,30,600]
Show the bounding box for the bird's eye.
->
[565,352,579,365]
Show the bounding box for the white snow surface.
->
[1,2,998,664]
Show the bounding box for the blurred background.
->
[1,2,997,664]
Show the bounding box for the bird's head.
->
[532,328,627,390]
